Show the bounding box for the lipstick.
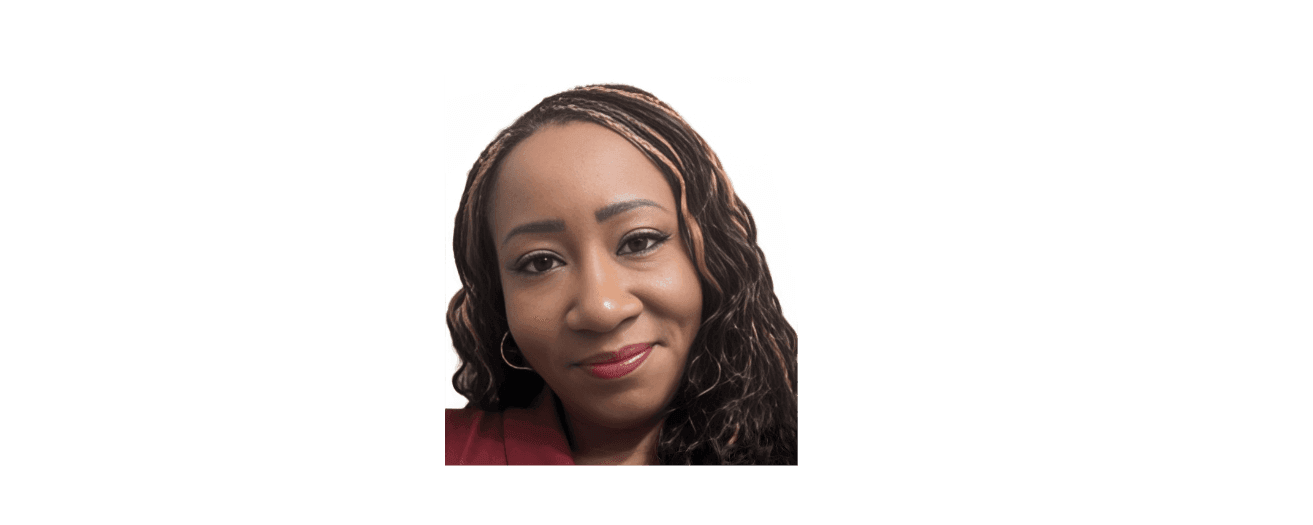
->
[581,343,653,380]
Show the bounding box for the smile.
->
[579,343,654,380]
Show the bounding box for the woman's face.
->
[489,121,702,431]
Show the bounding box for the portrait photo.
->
[443,75,798,464]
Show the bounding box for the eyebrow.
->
[594,199,665,223]
[501,219,565,246]
[501,199,667,246]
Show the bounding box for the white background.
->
[441,74,793,409]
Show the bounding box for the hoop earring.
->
[500,332,533,371]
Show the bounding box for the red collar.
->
[501,388,574,465]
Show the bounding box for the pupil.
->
[533,258,551,271]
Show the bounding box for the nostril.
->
[566,287,643,334]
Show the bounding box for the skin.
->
[489,121,703,465]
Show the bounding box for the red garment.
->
[445,389,574,465]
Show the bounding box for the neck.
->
[563,411,663,465]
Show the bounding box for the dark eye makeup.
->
[617,229,671,256]
[510,229,672,275]
[518,252,563,274]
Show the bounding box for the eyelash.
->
[618,230,671,256]
[512,230,672,275]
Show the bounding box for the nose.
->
[565,251,642,333]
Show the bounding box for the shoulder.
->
[445,407,508,465]
[445,390,576,465]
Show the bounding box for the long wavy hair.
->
[447,84,797,464]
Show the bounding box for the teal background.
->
[5,2,1307,522]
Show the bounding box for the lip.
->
[578,343,654,380]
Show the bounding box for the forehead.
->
[490,121,674,231]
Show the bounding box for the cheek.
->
[502,283,561,358]
[650,252,704,335]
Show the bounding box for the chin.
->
[559,374,682,431]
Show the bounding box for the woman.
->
[445,84,797,465]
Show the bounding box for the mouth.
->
[577,343,654,380]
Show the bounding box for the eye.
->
[617,230,671,256]
[515,253,564,274]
